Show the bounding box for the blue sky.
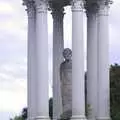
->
[0,0,120,120]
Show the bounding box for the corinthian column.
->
[51,7,64,120]
[71,0,86,120]
[96,1,112,120]
[23,0,36,119]
[34,0,50,119]
[86,3,98,120]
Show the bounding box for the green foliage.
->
[11,107,27,120]
[110,63,120,120]
[49,98,53,119]
[11,116,24,120]
[21,108,27,119]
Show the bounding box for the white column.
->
[34,0,49,119]
[24,0,36,119]
[96,1,111,120]
[86,4,98,120]
[71,0,86,120]
[52,7,64,120]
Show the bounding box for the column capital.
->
[49,2,65,20]
[23,0,35,18]
[35,0,48,13]
[51,7,65,20]
[71,0,85,12]
[97,0,113,16]
[85,2,99,17]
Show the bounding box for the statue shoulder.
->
[60,60,72,70]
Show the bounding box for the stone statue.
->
[60,48,72,120]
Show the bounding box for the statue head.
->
[63,48,72,61]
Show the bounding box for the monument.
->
[23,0,112,120]
[60,48,72,119]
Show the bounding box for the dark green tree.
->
[21,107,27,119]
[110,63,120,120]
[11,107,27,120]
[49,97,53,119]
[11,116,24,120]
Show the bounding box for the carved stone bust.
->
[60,48,72,119]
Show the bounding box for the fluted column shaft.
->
[24,0,36,119]
[34,0,49,119]
[96,1,111,120]
[86,4,98,120]
[71,0,86,119]
[52,8,64,120]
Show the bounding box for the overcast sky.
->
[0,0,120,120]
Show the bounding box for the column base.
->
[28,116,50,120]
[87,118,96,120]
[52,119,57,120]
[96,117,111,120]
[52,117,59,120]
[71,115,87,120]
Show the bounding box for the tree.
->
[11,108,27,120]
[11,116,24,120]
[49,97,53,119]
[21,107,27,119]
[110,63,120,120]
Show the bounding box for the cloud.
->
[0,0,120,120]
[109,0,120,64]
[0,81,27,110]
[0,111,16,120]
[0,1,27,119]
[0,62,27,111]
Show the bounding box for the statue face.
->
[63,48,72,60]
